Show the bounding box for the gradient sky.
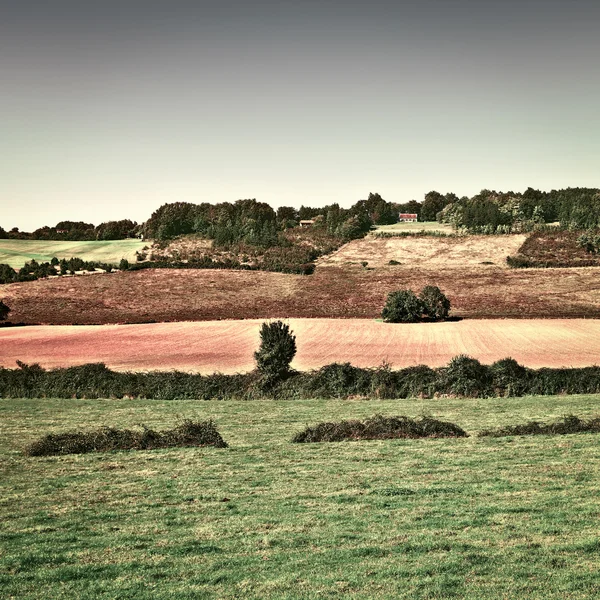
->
[2,0,599,230]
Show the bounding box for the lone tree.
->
[0,300,10,322]
[419,285,451,320]
[254,320,297,386]
[381,290,424,323]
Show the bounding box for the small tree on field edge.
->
[254,320,297,386]
[381,290,424,323]
[419,285,451,320]
[0,300,10,322]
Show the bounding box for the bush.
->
[254,321,297,387]
[478,415,600,438]
[490,357,529,396]
[394,365,438,398]
[119,258,130,270]
[0,300,10,321]
[440,354,493,397]
[0,264,17,284]
[24,420,228,456]
[292,414,468,443]
[381,290,424,323]
[307,362,371,398]
[419,286,451,320]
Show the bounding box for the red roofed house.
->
[398,213,418,222]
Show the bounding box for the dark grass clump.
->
[478,415,600,438]
[24,420,228,456]
[292,414,468,443]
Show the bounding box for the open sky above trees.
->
[3,0,599,230]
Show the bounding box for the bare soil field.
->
[2,234,600,325]
[2,318,600,373]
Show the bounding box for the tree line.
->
[0,219,139,241]
[405,187,600,233]
[142,193,398,245]
[4,187,600,243]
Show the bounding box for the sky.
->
[2,0,599,230]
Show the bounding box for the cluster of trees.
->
[394,187,600,233]
[143,193,399,244]
[0,220,139,241]
[382,286,451,323]
[432,187,600,233]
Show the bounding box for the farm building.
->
[299,219,316,228]
[398,213,418,222]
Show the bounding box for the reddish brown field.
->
[2,318,600,373]
[2,234,600,325]
[2,263,600,325]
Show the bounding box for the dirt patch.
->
[2,318,600,374]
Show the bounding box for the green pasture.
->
[2,393,600,599]
[0,239,147,268]
[373,221,454,233]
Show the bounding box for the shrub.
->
[307,362,371,398]
[381,290,424,323]
[490,357,529,396]
[119,258,130,270]
[292,414,468,443]
[394,365,438,398]
[0,300,10,321]
[0,264,17,284]
[254,320,297,387]
[419,285,451,320]
[478,415,600,438]
[24,420,228,456]
[439,354,493,397]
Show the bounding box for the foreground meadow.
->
[2,394,600,599]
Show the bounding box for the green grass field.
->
[0,239,147,268]
[374,221,454,233]
[2,394,600,599]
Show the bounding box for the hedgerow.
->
[292,415,468,443]
[478,415,600,438]
[3,356,600,400]
[24,420,228,456]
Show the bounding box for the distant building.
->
[299,219,316,228]
[398,213,418,222]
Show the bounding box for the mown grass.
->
[373,221,454,233]
[2,394,600,598]
[0,239,146,268]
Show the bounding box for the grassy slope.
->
[0,239,147,268]
[374,221,454,233]
[2,394,600,599]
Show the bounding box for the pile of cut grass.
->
[478,414,600,437]
[292,414,468,443]
[24,419,228,456]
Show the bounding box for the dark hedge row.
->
[292,415,468,443]
[25,420,228,456]
[4,355,600,400]
[478,415,600,437]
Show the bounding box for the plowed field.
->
[2,318,599,373]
